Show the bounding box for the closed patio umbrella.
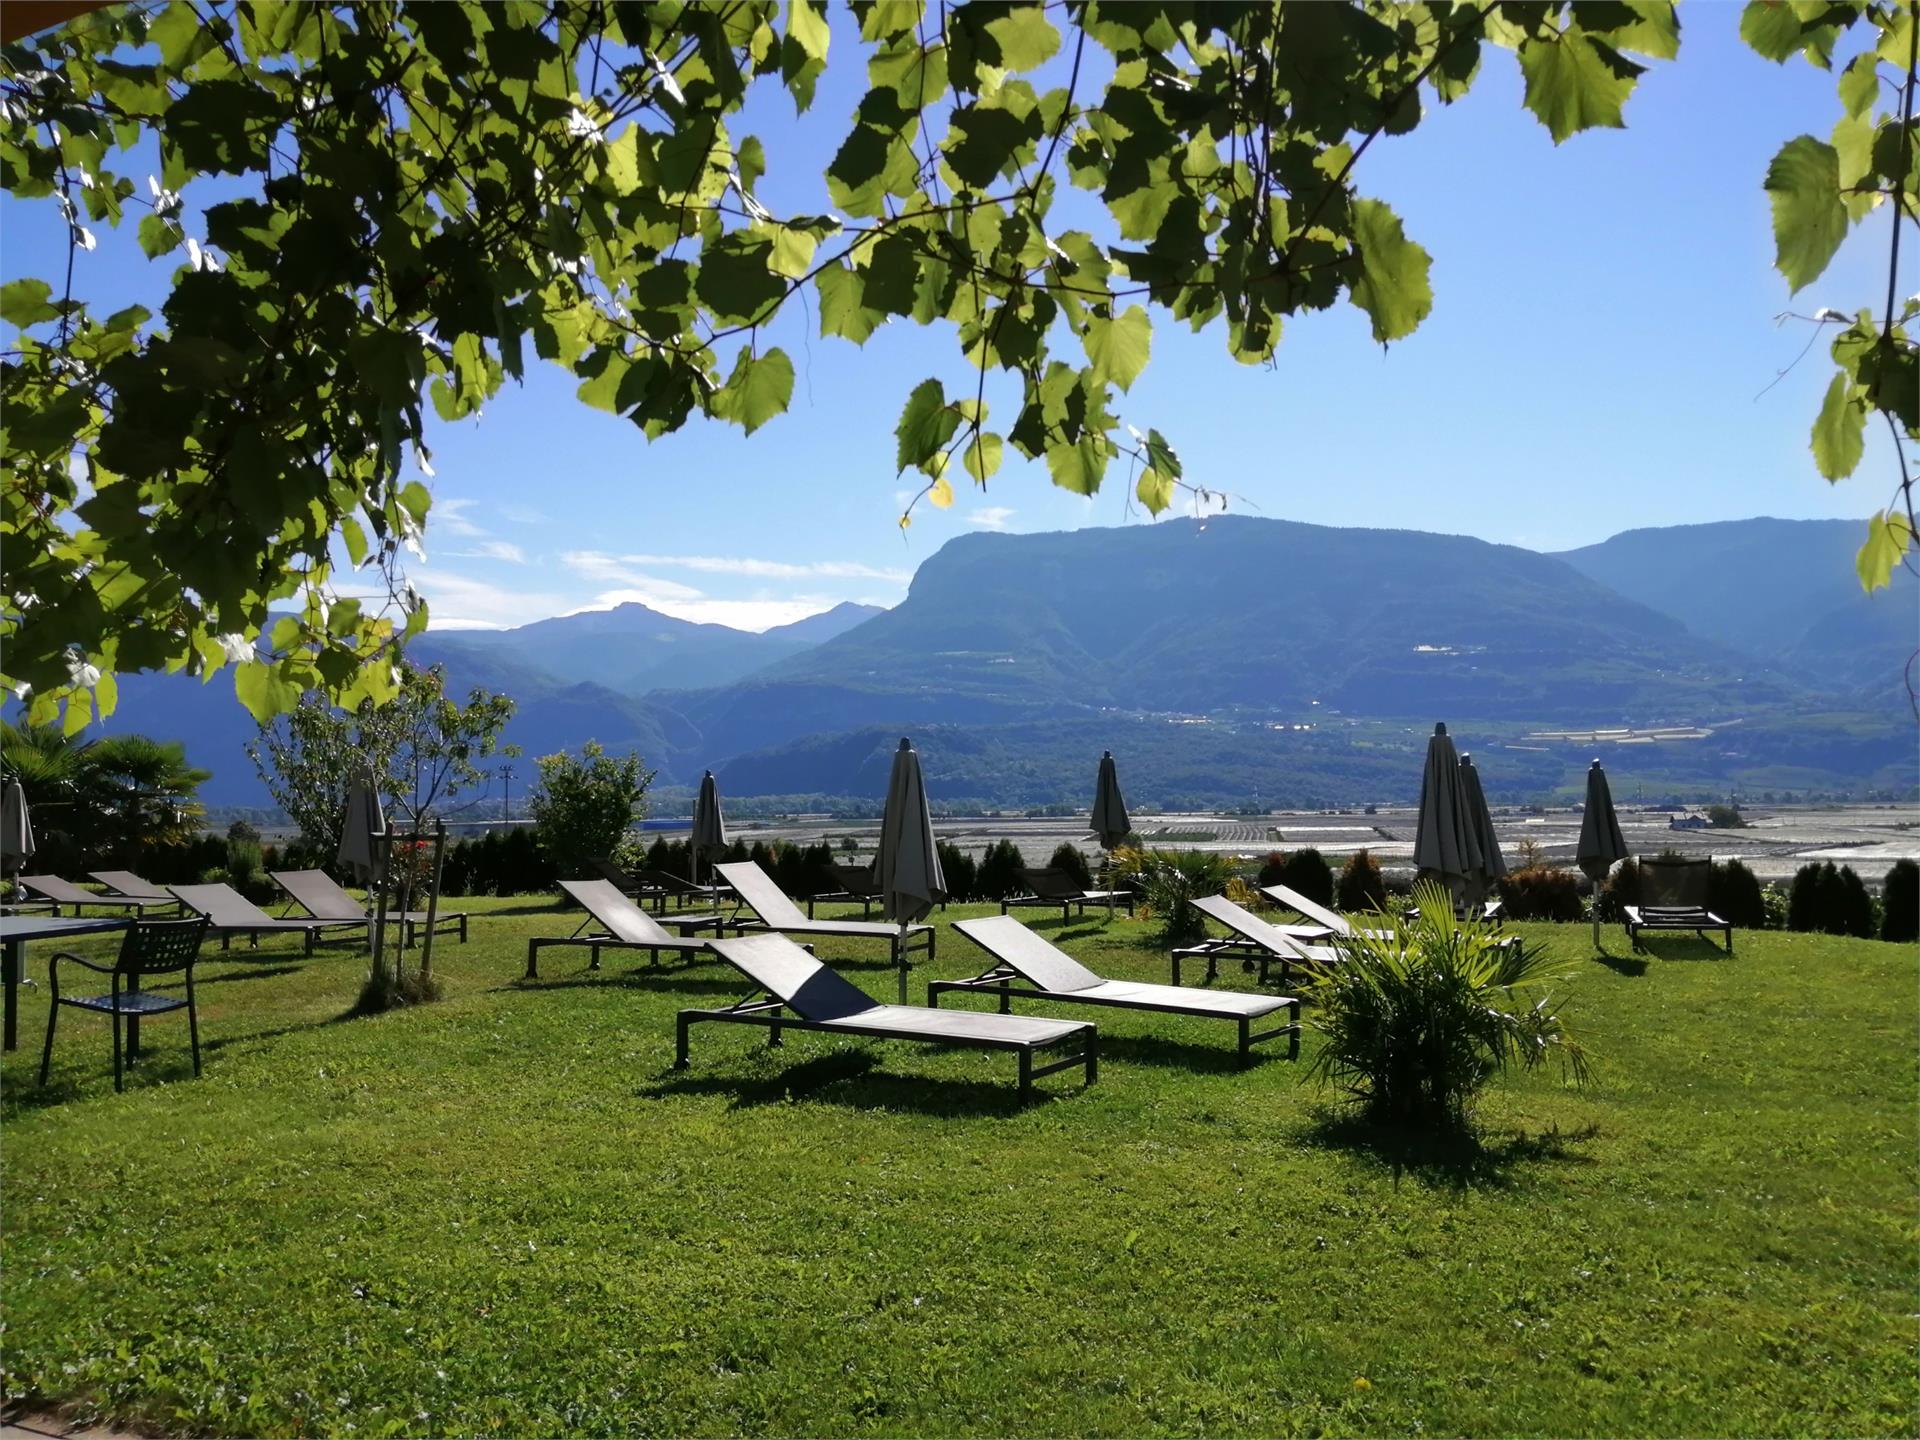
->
[337,768,389,965]
[1458,753,1508,905]
[878,738,944,1000]
[1091,751,1131,850]
[1576,759,1630,946]
[691,769,726,884]
[2,779,34,877]
[1413,722,1483,904]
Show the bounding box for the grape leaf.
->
[1348,199,1433,343]
[1765,135,1847,293]
[1811,371,1865,480]
[1135,467,1174,514]
[715,347,794,435]
[895,378,959,473]
[1856,511,1913,592]
[1083,306,1152,391]
[1518,30,1644,143]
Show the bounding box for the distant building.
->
[1669,814,1710,830]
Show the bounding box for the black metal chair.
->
[40,916,210,1091]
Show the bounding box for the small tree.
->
[249,664,517,858]
[976,839,1028,901]
[1337,850,1388,914]
[1048,842,1092,888]
[1706,804,1747,829]
[528,742,654,879]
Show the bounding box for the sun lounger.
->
[679,931,1096,1096]
[803,861,883,920]
[524,879,730,978]
[18,874,181,918]
[1623,857,1732,953]
[1260,883,1396,940]
[1172,894,1340,986]
[270,869,468,948]
[170,883,370,955]
[938,914,1300,1065]
[89,870,176,901]
[999,865,1135,921]
[715,861,934,1001]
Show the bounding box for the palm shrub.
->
[1111,847,1236,944]
[1307,880,1589,1130]
[1883,859,1918,944]
[1336,849,1387,914]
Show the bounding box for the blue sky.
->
[6,6,1908,631]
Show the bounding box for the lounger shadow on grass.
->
[502,970,745,998]
[1298,1107,1601,1191]
[1591,948,1650,978]
[639,1051,1043,1118]
[1626,935,1733,963]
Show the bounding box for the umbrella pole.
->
[419,819,446,979]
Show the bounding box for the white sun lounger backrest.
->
[1191,894,1309,956]
[1261,884,1354,936]
[715,861,809,927]
[709,932,879,1021]
[170,882,278,927]
[952,915,1104,992]
[559,878,677,945]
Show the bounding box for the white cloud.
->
[434,497,487,538]
[613,552,912,585]
[404,571,571,630]
[450,540,526,564]
[498,502,549,525]
[559,551,705,600]
[967,507,1016,530]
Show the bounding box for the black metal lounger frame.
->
[1166,935,1312,988]
[724,911,937,974]
[673,989,1097,1097]
[928,965,1298,1066]
[524,909,732,978]
[1624,904,1733,954]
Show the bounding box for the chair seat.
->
[61,989,189,1016]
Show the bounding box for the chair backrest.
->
[1637,856,1710,907]
[832,860,879,896]
[169,882,275,926]
[633,867,694,892]
[953,915,1103,992]
[1191,894,1307,956]
[116,916,210,976]
[270,869,366,921]
[558,879,675,945]
[588,856,637,887]
[708,932,879,1020]
[1260,883,1352,936]
[715,862,808,926]
[1013,866,1082,900]
[91,870,170,899]
[19,874,96,904]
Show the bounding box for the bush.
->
[1111,847,1236,943]
[1496,865,1583,921]
[1255,848,1333,907]
[1336,849,1387,914]
[1760,883,1790,930]
[1836,865,1875,940]
[528,741,654,878]
[1306,881,1588,1130]
[1883,859,1918,944]
[1048,842,1092,889]
[976,839,1028,901]
[1788,862,1844,934]
[1706,859,1767,930]
[936,841,977,903]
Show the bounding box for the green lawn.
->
[2,898,1914,1438]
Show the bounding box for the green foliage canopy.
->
[528,738,655,877]
[2,0,1695,729]
[4,0,1909,731]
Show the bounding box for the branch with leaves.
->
[4,1,1686,728]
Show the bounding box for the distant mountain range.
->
[74,517,1915,807]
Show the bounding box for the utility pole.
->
[500,763,516,823]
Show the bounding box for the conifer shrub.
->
[1788,862,1842,933]
[1706,859,1767,930]
[976,839,1028,901]
[1255,847,1334,906]
[1496,865,1583,921]
[1336,849,1387,914]
[1883,859,1919,944]
[1048,842,1092,888]
[1836,865,1876,939]
[936,841,977,902]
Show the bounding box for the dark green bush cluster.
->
[936,841,978,902]
[1705,859,1767,930]
[1336,849,1387,914]
[976,840,1028,901]
[1883,859,1918,944]
[1496,865,1583,921]
[1255,848,1333,906]
[1787,862,1875,938]
[438,828,557,896]
[1048,842,1092,888]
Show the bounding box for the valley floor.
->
[2,900,1914,1437]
